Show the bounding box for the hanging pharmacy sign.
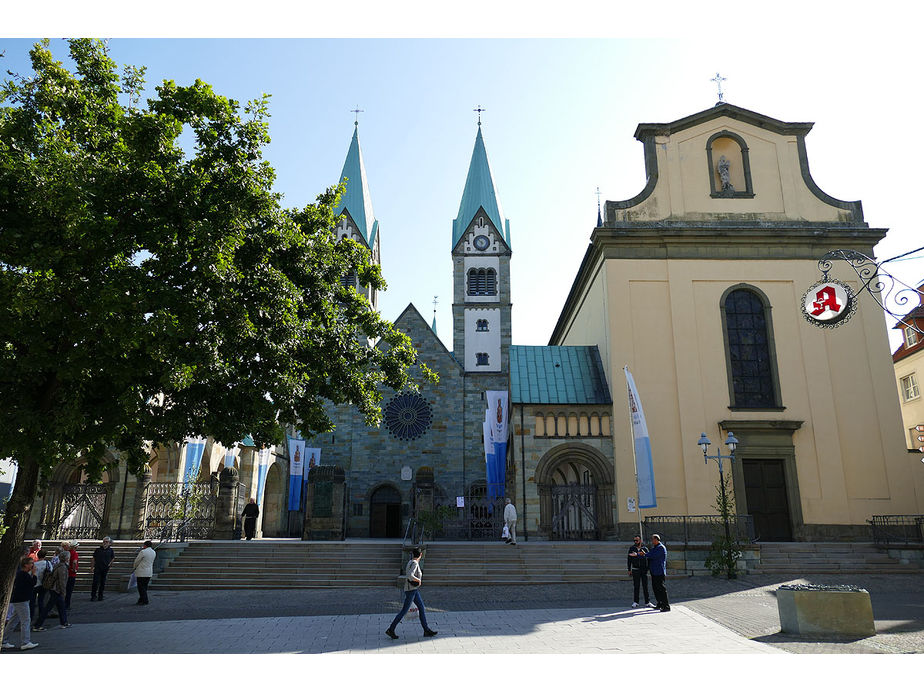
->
[801,279,857,328]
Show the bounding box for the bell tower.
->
[451,122,512,373]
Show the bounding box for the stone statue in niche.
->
[717,155,735,192]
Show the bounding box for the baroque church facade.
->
[22,102,924,544]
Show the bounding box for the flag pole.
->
[625,366,644,540]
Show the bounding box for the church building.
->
[23,102,924,544]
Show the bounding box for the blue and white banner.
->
[624,367,657,508]
[485,391,509,498]
[482,417,497,495]
[182,437,208,489]
[287,437,306,511]
[256,448,272,505]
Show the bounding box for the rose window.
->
[384,392,433,441]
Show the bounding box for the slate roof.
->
[334,125,379,248]
[510,345,611,405]
[452,125,510,250]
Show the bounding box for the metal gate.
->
[139,482,217,541]
[550,484,598,540]
[435,495,506,541]
[45,483,109,539]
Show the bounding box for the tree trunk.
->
[0,454,40,645]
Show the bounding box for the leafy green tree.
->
[0,39,431,637]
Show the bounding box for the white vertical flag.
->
[624,367,657,508]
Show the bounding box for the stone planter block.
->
[777,585,875,637]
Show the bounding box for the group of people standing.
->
[3,537,159,651]
[627,533,670,612]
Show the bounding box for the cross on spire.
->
[473,105,486,126]
[596,186,603,227]
[711,73,727,104]
[351,105,364,126]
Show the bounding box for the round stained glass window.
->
[384,392,433,441]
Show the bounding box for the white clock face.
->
[473,235,490,251]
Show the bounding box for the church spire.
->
[334,122,379,248]
[452,122,510,250]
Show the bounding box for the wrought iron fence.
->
[869,515,924,546]
[428,495,506,541]
[139,482,217,542]
[642,515,755,544]
[44,483,110,539]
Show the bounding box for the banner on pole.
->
[287,437,306,511]
[182,437,208,489]
[223,442,240,469]
[624,367,657,508]
[482,417,496,495]
[256,448,272,505]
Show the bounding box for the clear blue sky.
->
[2,35,921,351]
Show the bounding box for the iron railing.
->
[138,482,217,542]
[869,515,924,546]
[642,515,755,544]
[431,495,506,541]
[43,483,110,540]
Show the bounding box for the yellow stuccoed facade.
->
[550,103,924,540]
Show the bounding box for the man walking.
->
[132,540,156,605]
[627,535,655,608]
[385,547,437,639]
[503,498,517,545]
[90,537,115,601]
[2,556,39,651]
[644,534,670,612]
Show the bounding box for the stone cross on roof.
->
[711,73,727,104]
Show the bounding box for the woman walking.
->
[385,547,437,639]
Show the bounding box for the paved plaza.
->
[3,571,922,656]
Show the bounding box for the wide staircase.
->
[753,542,922,574]
[420,542,630,585]
[146,540,632,590]
[149,541,404,590]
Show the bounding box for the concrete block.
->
[777,585,875,637]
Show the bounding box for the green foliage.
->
[416,506,455,539]
[0,38,432,482]
[703,469,742,579]
[0,39,434,634]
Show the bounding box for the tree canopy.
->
[0,39,431,630]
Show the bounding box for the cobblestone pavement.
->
[4,571,921,655]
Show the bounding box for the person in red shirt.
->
[27,540,42,562]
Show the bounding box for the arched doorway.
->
[43,458,116,539]
[261,463,285,538]
[369,485,402,538]
[536,444,615,540]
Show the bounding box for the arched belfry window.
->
[706,130,754,198]
[467,268,497,296]
[721,286,782,409]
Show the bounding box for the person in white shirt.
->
[503,498,518,545]
[132,540,156,605]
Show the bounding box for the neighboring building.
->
[892,287,924,503]
[549,102,923,541]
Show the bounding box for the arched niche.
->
[706,130,754,198]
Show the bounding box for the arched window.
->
[475,352,489,366]
[476,319,489,332]
[721,286,782,409]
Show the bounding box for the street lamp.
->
[697,431,739,578]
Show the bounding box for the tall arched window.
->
[721,286,782,409]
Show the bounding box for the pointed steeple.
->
[334,124,379,248]
[452,125,510,250]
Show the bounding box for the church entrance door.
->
[742,458,792,541]
[370,486,402,538]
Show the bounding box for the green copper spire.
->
[452,125,510,250]
[334,124,378,248]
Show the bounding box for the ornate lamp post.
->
[698,431,739,578]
